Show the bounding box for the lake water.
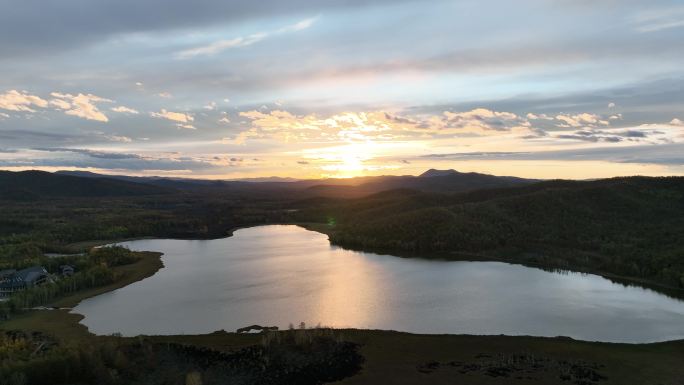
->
[73,225,684,343]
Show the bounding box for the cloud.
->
[235,107,537,145]
[0,90,48,112]
[111,106,139,114]
[550,122,679,144]
[0,129,75,143]
[49,92,112,122]
[181,33,683,94]
[104,135,133,143]
[150,109,194,123]
[177,33,268,59]
[556,131,620,143]
[21,147,219,171]
[33,147,141,160]
[149,109,196,129]
[0,0,399,57]
[632,7,684,33]
[277,17,318,33]
[671,118,684,126]
[0,90,113,122]
[49,98,71,110]
[555,113,609,128]
[441,108,524,133]
[526,113,554,120]
[176,17,316,59]
[176,124,197,130]
[234,106,684,155]
[238,109,396,143]
[421,142,684,166]
[223,128,261,145]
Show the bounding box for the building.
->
[0,269,16,279]
[0,266,50,298]
[59,265,75,277]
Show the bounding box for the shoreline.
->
[44,224,680,345]
[68,222,684,302]
[0,250,164,342]
[296,222,684,300]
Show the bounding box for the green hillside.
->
[0,171,172,199]
[304,177,684,290]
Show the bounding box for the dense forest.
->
[0,192,292,262]
[298,177,684,290]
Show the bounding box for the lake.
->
[73,225,684,343]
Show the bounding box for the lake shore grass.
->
[140,329,684,384]
[333,330,684,384]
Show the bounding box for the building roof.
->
[0,274,25,290]
[1,266,49,290]
[16,266,48,283]
[0,269,16,278]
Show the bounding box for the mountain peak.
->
[419,169,461,178]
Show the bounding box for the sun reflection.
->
[310,247,383,329]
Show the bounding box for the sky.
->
[1,0,683,180]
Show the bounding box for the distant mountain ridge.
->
[420,169,460,177]
[299,169,535,198]
[0,170,171,200]
[0,169,538,200]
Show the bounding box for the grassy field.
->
[145,329,684,384]
[334,331,684,385]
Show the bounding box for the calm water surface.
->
[73,225,684,342]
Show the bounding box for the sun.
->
[300,139,419,178]
[303,141,378,178]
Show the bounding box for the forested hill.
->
[301,176,684,290]
[0,170,172,199]
[0,168,535,201]
[54,169,536,198]
[302,169,534,198]
[2,169,684,290]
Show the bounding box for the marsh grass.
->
[261,323,347,350]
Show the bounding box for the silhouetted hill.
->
[55,169,535,198]
[302,170,535,198]
[0,170,172,200]
[300,176,684,290]
[420,169,460,177]
[55,170,213,190]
